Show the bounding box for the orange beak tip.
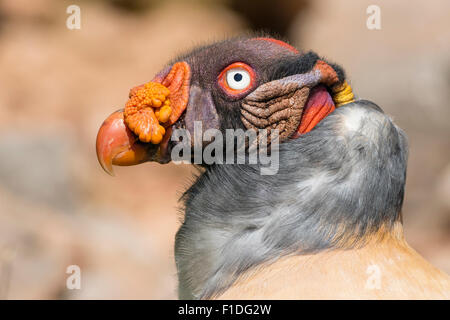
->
[95,110,129,177]
[99,156,115,176]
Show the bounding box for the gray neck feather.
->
[175,100,408,299]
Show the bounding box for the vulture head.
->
[96,36,354,173]
[96,36,409,299]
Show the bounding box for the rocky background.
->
[0,0,448,299]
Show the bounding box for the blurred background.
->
[0,0,449,299]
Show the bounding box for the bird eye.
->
[218,62,255,96]
[226,68,250,90]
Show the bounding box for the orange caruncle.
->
[124,82,172,144]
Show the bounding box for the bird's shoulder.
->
[216,234,450,300]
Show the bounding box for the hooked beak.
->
[95,110,167,176]
[96,62,191,175]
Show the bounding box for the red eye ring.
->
[218,62,256,97]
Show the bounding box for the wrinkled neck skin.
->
[175,100,409,299]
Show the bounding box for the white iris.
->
[226,68,251,90]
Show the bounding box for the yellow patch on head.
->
[332,81,355,107]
